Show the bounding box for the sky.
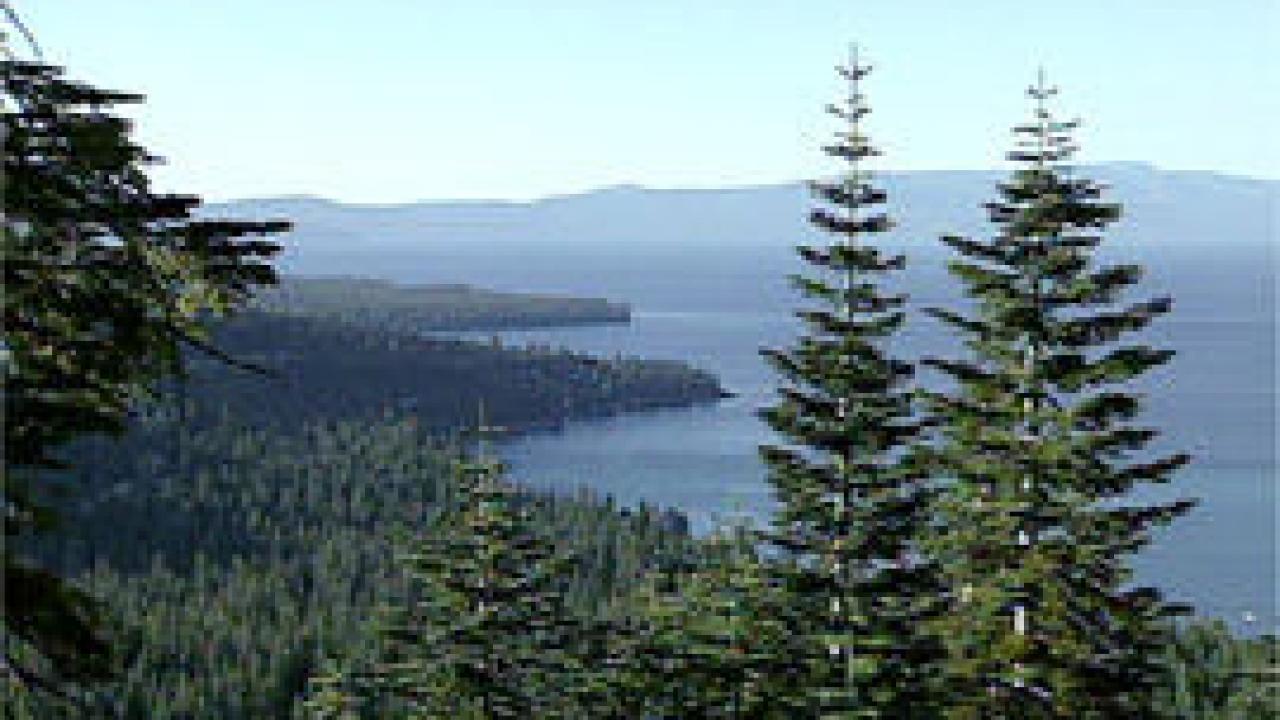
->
[14,1,1279,203]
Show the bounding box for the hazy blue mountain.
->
[206,164,1274,321]
[208,163,1273,253]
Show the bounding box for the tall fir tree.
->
[921,71,1194,718]
[758,46,943,716]
[3,42,285,696]
[308,407,589,719]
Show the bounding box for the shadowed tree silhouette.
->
[2,16,287,696]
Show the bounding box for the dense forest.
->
[182,307,727,434]
[10,412,1274,718]
[181,274,719,434]
[7,248,727,717]
[3,15,1276,720]
[13,413,698,718]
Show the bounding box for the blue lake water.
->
[424,241,1275,634]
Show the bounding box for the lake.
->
[420,239,1274,634]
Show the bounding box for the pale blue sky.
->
[17,1,1279,202]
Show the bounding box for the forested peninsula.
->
[180,276,727,435]
[13,280,717,717]
[6,19,1275,720]
[254,277,632,332]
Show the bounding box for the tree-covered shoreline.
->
[181,308,728,437]
[5,18,1274,718]
[13,413,702,718]
[254,276,632,332]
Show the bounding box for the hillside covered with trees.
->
[183,309,728,435]
[3,11,1274,720]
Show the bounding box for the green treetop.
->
[310,411,589,719]
[607,524,796,718]
[921,70,1194,718]
[758,46,944,717]
[3,52,285,697]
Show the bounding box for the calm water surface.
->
[432,242,1275,634]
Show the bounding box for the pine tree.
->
[757,46,943,716]
[327,410,588,719]
[3,46,285,695]
[921,71,1195,718]
[607,525,796,718]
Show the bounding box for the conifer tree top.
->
[756,45,946,717]
[922,71,1195,715]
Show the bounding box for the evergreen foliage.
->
[1155,620,1278,718]
[2,57,285,695]
[10,411,698,718]
[189,311,726,434]
[611,526,798,718]
[331,444,590,718]
[757,47,944,716]
[920,71,1196,717]
[3,29,1266,718]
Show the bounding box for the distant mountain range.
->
[203,163,1275,317]
[207,163,1274,254]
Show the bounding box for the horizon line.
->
[204,162,1276,208]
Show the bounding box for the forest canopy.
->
[2,9,1273,717]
